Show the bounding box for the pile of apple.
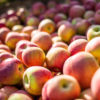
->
[1,0,100,100]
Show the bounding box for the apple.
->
[69,1,80,7]
[22,47,45,67]
[75,19,91,35]
[6,16,20,29]
[69,5,85,19]
[26,16,40,27]
[72,17,82,25]
[58,22,76,42]
[52,42,68,50]
[44,8,58,19]
[63,52,99,89]
[31,29,40,38]
[70,35,87,43]
[31,31,52,51]
[23,66,52,95]
[57,20,69,28]
[87,17,95,25]
[85,37,100,63]
[0,27,10,43]
[46,47,70,72]
[91,68,100,100]
[80,88,94,100]
[95,2,100,11]
[42,75,81,100]
[94,10,100,24]
[84,0,96,10]
[0,92,7,100]
[12,25,23,32]
[8,90,33,100]
[54,13,67,24]
[0,44,11,52]
[68,39,88,56]
[57,4,70,14]
[52,36,63,43]
[5,32,30,50]
[15,40,38,61]
[32,2,46,16]
[0,57,24,85]
[84,10,95,19]
[38,19,56,34]
[22,26,35,36]
[0,86,18,99]
[87,25,100,41]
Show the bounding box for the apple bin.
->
[0,0,100,100]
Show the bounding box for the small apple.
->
[38,19,56,34]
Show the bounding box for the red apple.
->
[42,75,81,100]
[63,52,99,89]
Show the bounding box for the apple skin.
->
[94,10,100,24]
[69,5,85,19]
[57,4,70,14]
[26,16,40,27]
[0,44,11,52]
[0,86,18,99]
[46,47,70,72]
[31,29,40,38]
[86,25,100,41]
[8,90,33,100]
[58,22,76,42]
[68,39,88,56]
[75,19,91,35]
[32,2,46,16]
[6,16,20,29]
[38,19,56,34]
[52,42,68,50]
[42,75,81,100]
[0,57,24,85]
[0,92,7,100]
[85,37,100,63]
[63,52,99,89]
[15,40,38,61]
[12,25,23,32]
[95,2,100,11]
[22,26,35,36]
[57,20,69,28]
[80,88,94,100]
[22,47,45,67]
[72,17,82,25]
[91,68,100,100]
[70,35,87,43]
[54,13,67,24]
[84,0,96,10]
[69,1,80,7]
[52,36,63,43]
[0,27,10,43]
[84,10,95,19]
[23,66,52,95]
[31,32,52,51]
[5,32,30,50]
[44,8,58,19]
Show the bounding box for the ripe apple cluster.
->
[0,0,100,100]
